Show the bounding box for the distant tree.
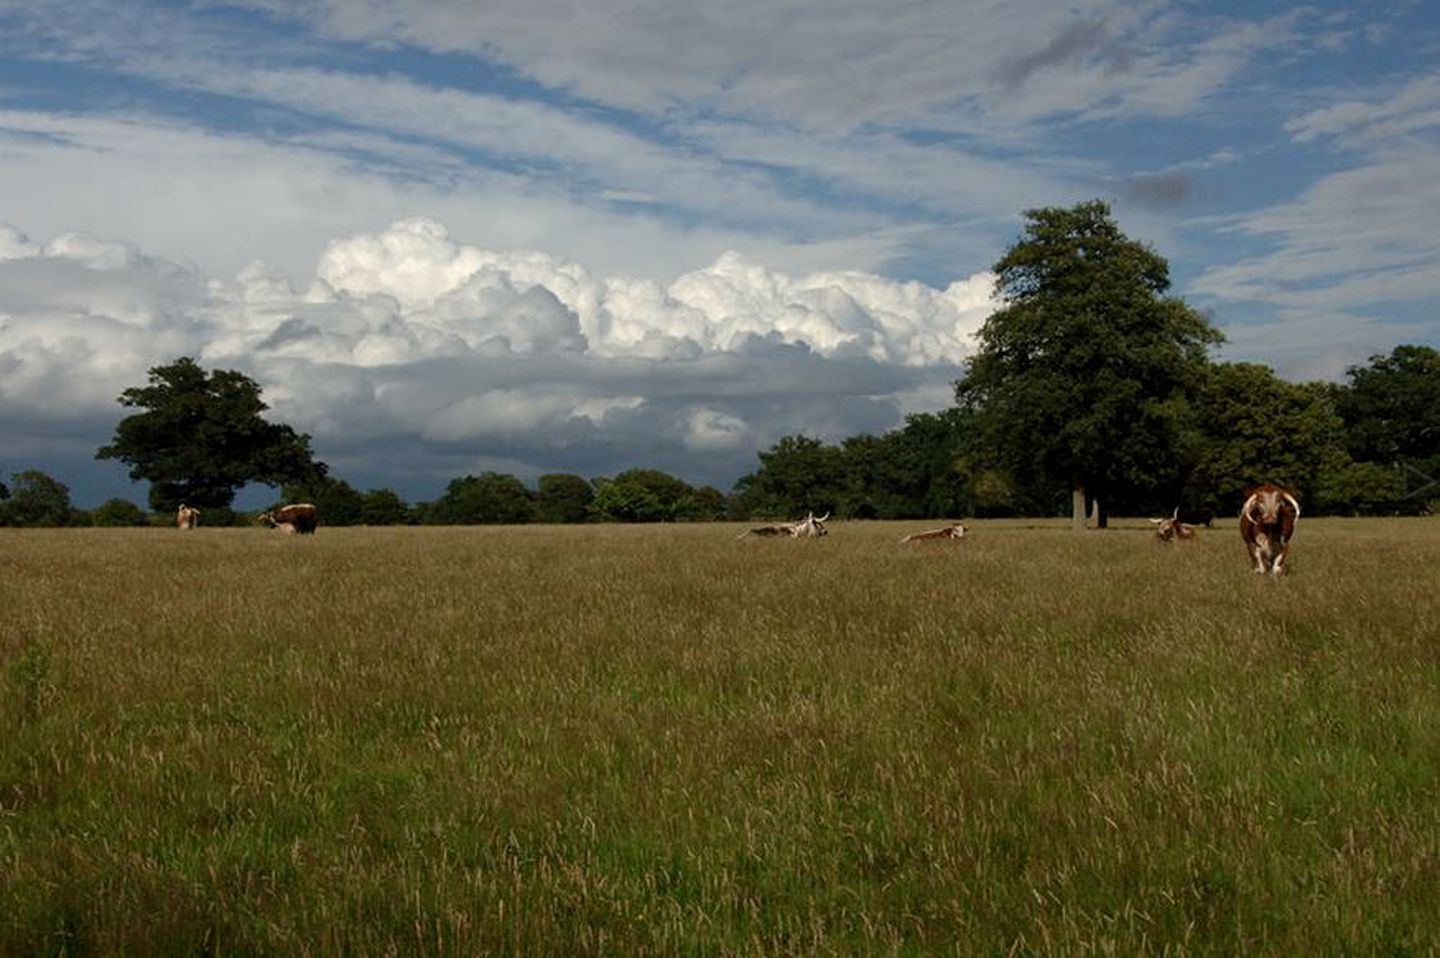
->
[535,473,595,523]
[282,476,365,526]
[674,485,730,521]
[835,411,970,519]
[1335,344,1440,492]
[91,498,150,527]
[0,470,75,527]
[359,488,412,525]
[955,200,1221,527]
[733,435,846,518]
[96,357,323,512]
[589,476,667,523]
[425,472,534,524]
[1184,363,1359,513]
[616,469,696,520]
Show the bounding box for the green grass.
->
[2,519,1437,955]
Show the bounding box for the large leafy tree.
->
[359,488,412,525]
[423,472,534,524]
[96,358,321,512]
[535,474,595,524]
[91,498,150,527]
[0,470,76,527]
[1185,362,1403,515]
[589,469,702,522]
[838,411,970,519]
[955,200,1221,526]
[1334,345,1440,496]
[732,435,846,518]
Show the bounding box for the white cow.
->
[739,511,830,539]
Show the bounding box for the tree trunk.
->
[1096,498,1108,529]
[1072,487,1086,532]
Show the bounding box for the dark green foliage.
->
[535,473,594,523]
[1185,364,1352,513]
[733,435,846,518]
[90,498,149,527]
[0,470,75,527]
[96,357,322,512]
[1336,345,1440,485]
[423,472,534,524]
[588,469,718,522]
[359,488,412,525]
[838,411,970,519]
[589,475,667,522]
[674,485,730,521]
[955,200,1222,521]
[282,476,365,526]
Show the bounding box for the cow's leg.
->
[1249,539,1269,574]
[1271,540,1289,576]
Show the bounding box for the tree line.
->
[3,201,1435,529]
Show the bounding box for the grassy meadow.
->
[2,518,1437,955]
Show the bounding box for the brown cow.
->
[899,523,967,543]
[1239,484,1299,575]
[176,503,200,530]
[1149,508,1197,542]
[258,503,319,534]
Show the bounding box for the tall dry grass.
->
[2,519,1437,955]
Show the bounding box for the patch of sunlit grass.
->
[1,519,1437,954]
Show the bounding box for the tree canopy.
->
[0,470,76,527]
[1336,345,1440,478]
[96,357,322,511]
[422,472,535,524]
[955,200,1222,524]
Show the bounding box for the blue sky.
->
[1,0,1437,506]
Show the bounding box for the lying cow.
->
[1239,484,1299,575]
[1149,509,1198,542]
[258,502,319,535]
[176,503,200,530]
[899,523,967,543]
[738,511,830,539]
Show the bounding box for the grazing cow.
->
[258,502,319,535]
[1149,509,1198,542]
[1239,484,1299,575]
[899,523,967,543]
[176,503,200,530]
[738,511,830,539]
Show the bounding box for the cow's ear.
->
[1243,485,1258,497]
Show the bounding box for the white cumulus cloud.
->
[0,218,990,497]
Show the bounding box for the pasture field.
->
[2,519,1438,956]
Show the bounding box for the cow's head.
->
[1242,485,1300,526]
[792,511,829,537]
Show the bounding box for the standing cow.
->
[1239,484,1299,575]
[258,503,319,534]
[176,504,200,530]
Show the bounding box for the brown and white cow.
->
[738,511,830,539]
[899,523,967,543]
[1239,484,1299,575]
[258,502,319,535]
[1149,508,1197,542]
[176,503,200,530]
